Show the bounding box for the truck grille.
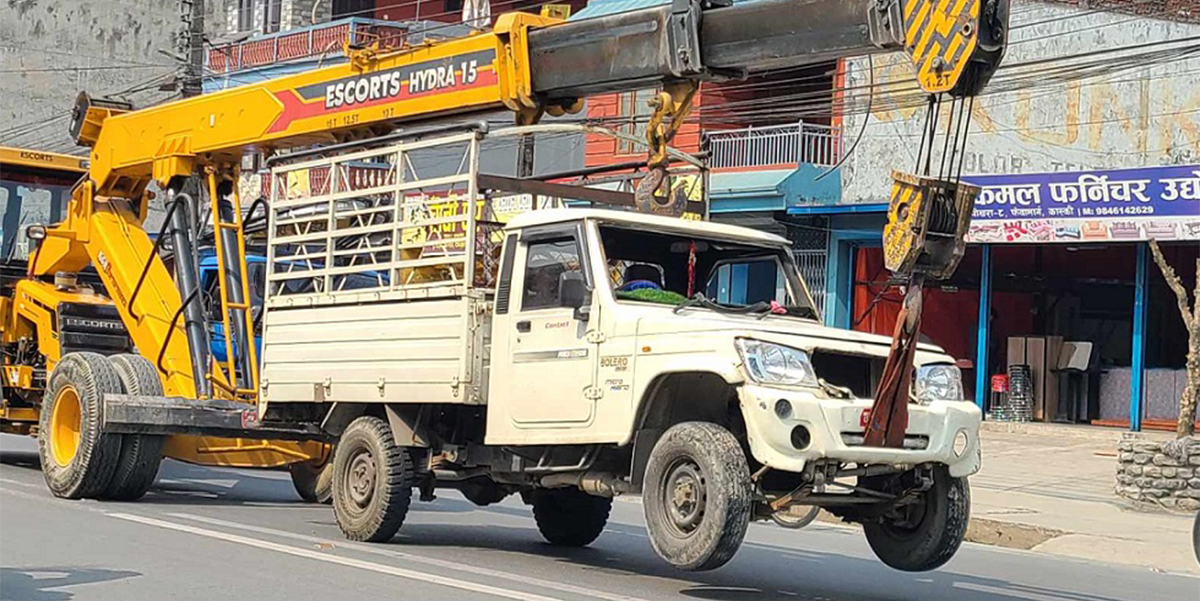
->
[840,432,930,450]
[810,350,884,399]
[57,302,132,356]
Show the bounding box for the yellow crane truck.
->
[0,146,331,500]
[5,0,1009,572]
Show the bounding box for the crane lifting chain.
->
[866,0,1011,446]
[866,92,988,448]
[634,82,698,216]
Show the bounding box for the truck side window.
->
[707,258,789,306]
[522,238,581,311]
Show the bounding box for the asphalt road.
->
[1,434,1195,601]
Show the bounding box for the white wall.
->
[0,0,226,153]
[840,2,1200,203]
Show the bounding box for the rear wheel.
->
[100,354,165,501]
[38,353,123,499]
[531,488,611,547]
[862,465,970,572]
[290,449,334,504]
[332,416,413,542]
[643,421,752,571]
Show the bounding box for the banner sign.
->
[962,165,1200,243]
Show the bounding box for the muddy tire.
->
[863,465,970,572]
[290,451,334,504]
[332,416,413,542]
[643,421,752,571]
[99,354,165,501]
[531,488,611,547]
[38,353,123,499]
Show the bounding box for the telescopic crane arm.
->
[34,0,1009,405]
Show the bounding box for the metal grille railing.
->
[206,18,410,75]
[268,132,490,306]
[704,122,842,170]
[794,248,828,318]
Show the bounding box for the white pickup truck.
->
[118,126,984,572]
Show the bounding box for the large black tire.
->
[100,354,166,501]
[531,488,612,547]
[1192,510,1199,565]
[38,353,123,499]
[863,465,970,572]
[643,421,752,571]
[332,416,413,542]
[290,451,334,504]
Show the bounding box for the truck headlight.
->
[914,364,964,404]
[736,339,818,387]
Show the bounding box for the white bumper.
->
[737,385,982,478]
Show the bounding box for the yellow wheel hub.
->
[49,386,83,467]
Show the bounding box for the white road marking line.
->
[168,512,655,601]
[953,581,1096,601]
[108,512,567,601]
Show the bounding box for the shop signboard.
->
[962,165,1200,243]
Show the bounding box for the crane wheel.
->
[38,353,123,499]
[99,355,166,501]
[332,416,413,542]
[290,450,334,504]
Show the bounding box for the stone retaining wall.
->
[1116,435,1200,512]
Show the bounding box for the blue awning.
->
[786,203,888,215]
[571,0,760,20]
[570,0,668,20]
[708,169,792,213]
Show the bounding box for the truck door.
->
[490,225,597,427]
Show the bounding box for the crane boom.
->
[69,0,1007,200]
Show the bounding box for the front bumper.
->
[737,385,982,477]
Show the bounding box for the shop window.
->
[263,0,282,33]
[333,0,375,19]
[236,0,255,31]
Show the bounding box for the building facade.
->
[0,0,228,153]
[823,1,1200,431]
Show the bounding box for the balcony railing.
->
[703,122,842,170]
[206,18,415,75]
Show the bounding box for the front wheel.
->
[643,422,752,571]
[332,417,413,542]
[38,353,123,499]
[863,465,970,572]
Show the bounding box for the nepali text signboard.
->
[962,165,1200,243]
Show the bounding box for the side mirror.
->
[25,224,47,241]
[558,271,591,321]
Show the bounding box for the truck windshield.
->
[0,163,78,261]
[599,224,817,319]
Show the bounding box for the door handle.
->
[516,320,531,333]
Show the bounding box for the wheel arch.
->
[627,370,745,494]
[314,402,431,449]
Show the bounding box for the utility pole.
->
[179,0,205,97]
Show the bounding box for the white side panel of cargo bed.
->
[260,298,477,405]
